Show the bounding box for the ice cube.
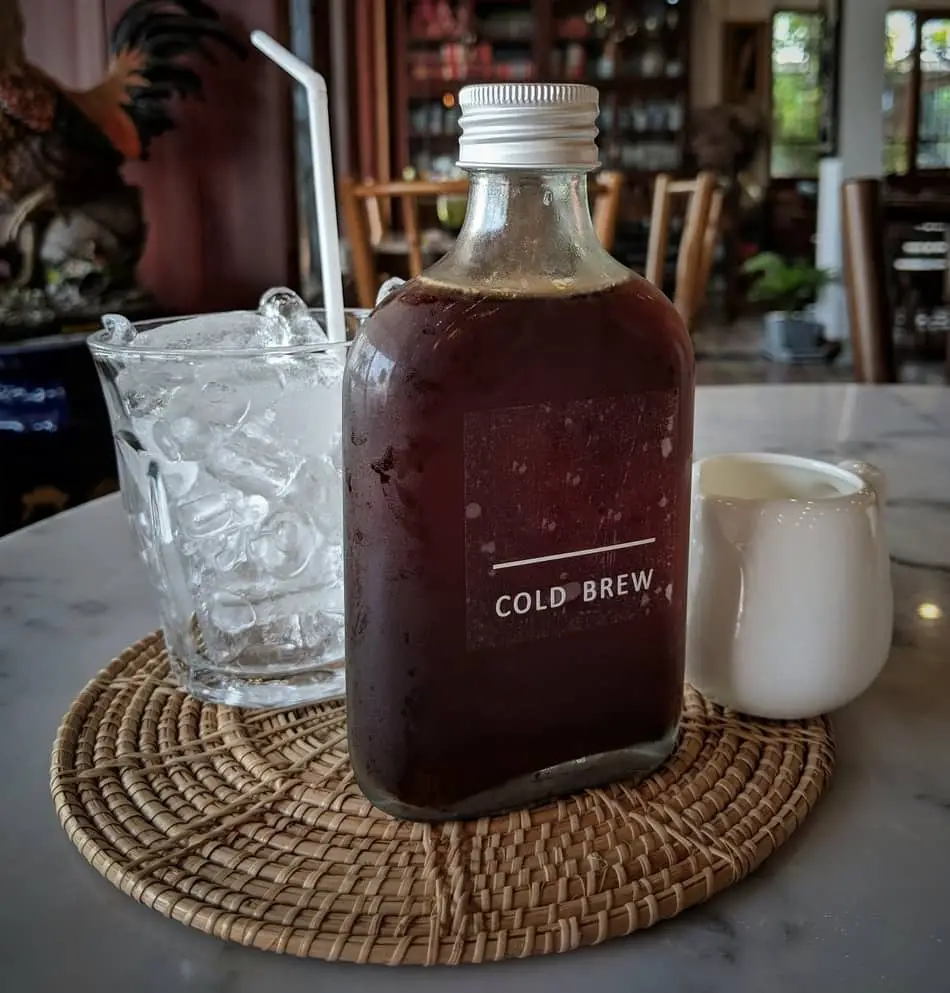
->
[207,591,257,633]
[236,361,289,414]
[175,488,268,569]
[161,462,199,500]
[286,312,332,345]
[134,311,264,352]
[209,530,248,574]
[206,422,303,499]
[267,358,345,462]
[257,287,328,346]
[312,347,345,388]
[258,286,309,324]
[150,375,249,462]
[234,493,270,526]
[316,544,344,596]
[247,508,321,579]
[298,608,344,656]
[199,492,268,575]
[115,354,191,420]
[199,380,250,432]
[327,429,343,474]
[310,473,343,537]
[275,438,342,540]
[121,374,182,418]
[102,313,137,345]
[248,592,343,658]
[245,317,289,348]
[199,592,257,664]
[176,491,236,540]
[269,345,343,388]
[153,413,207,461]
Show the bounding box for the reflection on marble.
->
[1,385,950,993]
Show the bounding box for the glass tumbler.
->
[89,309,367,707]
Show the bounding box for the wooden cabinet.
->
[390,1,692,183]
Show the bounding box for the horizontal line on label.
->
[492,537,657,571]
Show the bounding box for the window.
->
[917,17,950,168]
[885,11,916,173]
[770,11,825,178]
[887,10,950,174]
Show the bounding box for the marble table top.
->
[2,384,949,993]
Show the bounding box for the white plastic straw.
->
[250,30,347,343]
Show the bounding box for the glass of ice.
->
[88,290,367,707]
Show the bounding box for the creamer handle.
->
[838,460,887,504]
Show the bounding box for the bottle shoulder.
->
[345,275,693,413]
[423,239,634,297]
[358,272,689,346]
[355,272,692,362]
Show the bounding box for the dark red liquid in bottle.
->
[344,276,694,819]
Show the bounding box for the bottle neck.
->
[425,170,629,295]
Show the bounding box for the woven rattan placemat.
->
[51,632,834,966]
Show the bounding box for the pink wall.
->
[22,0,109,89]
[20,0,297,315]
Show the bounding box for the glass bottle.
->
[343,83,694,821]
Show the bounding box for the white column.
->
[838,0,888,180]
[815,0,889,341]
[815,158,849,339]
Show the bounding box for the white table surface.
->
[2,384,950,992]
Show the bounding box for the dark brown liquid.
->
[343,275,695,818]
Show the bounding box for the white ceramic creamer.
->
[686,453,893,719]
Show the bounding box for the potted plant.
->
[741,252,835,362]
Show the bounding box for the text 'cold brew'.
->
[343,83,696,820]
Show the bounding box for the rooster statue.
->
[0,0,245,317]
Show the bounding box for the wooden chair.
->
[339,177,470,309]
[697,185,725,316]
[591,170,625,254]
[339,172,627,308]
[645,172,721,329]
[841,178,899,383]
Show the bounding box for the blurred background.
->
[2,0,949,534]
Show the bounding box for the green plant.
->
[740,252,834,313]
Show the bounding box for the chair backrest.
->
[841,178,898,383]
[697,186,725,316]
[339,177,470,309]
[645,172,720,329]
[340,173,628,309]
[591,170,625,253]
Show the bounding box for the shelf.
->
[408,31,534,45]
[396,1,692,193]
[579,76,686,91]
[408,76,533,97]
[555,33,614,43]
[407,35,469,45]
[477,28,534,43]
[407,75,683,99]
[408,78,465,96]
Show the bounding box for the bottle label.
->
[463,391,683,652]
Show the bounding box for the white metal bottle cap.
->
[457,83,600,171]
